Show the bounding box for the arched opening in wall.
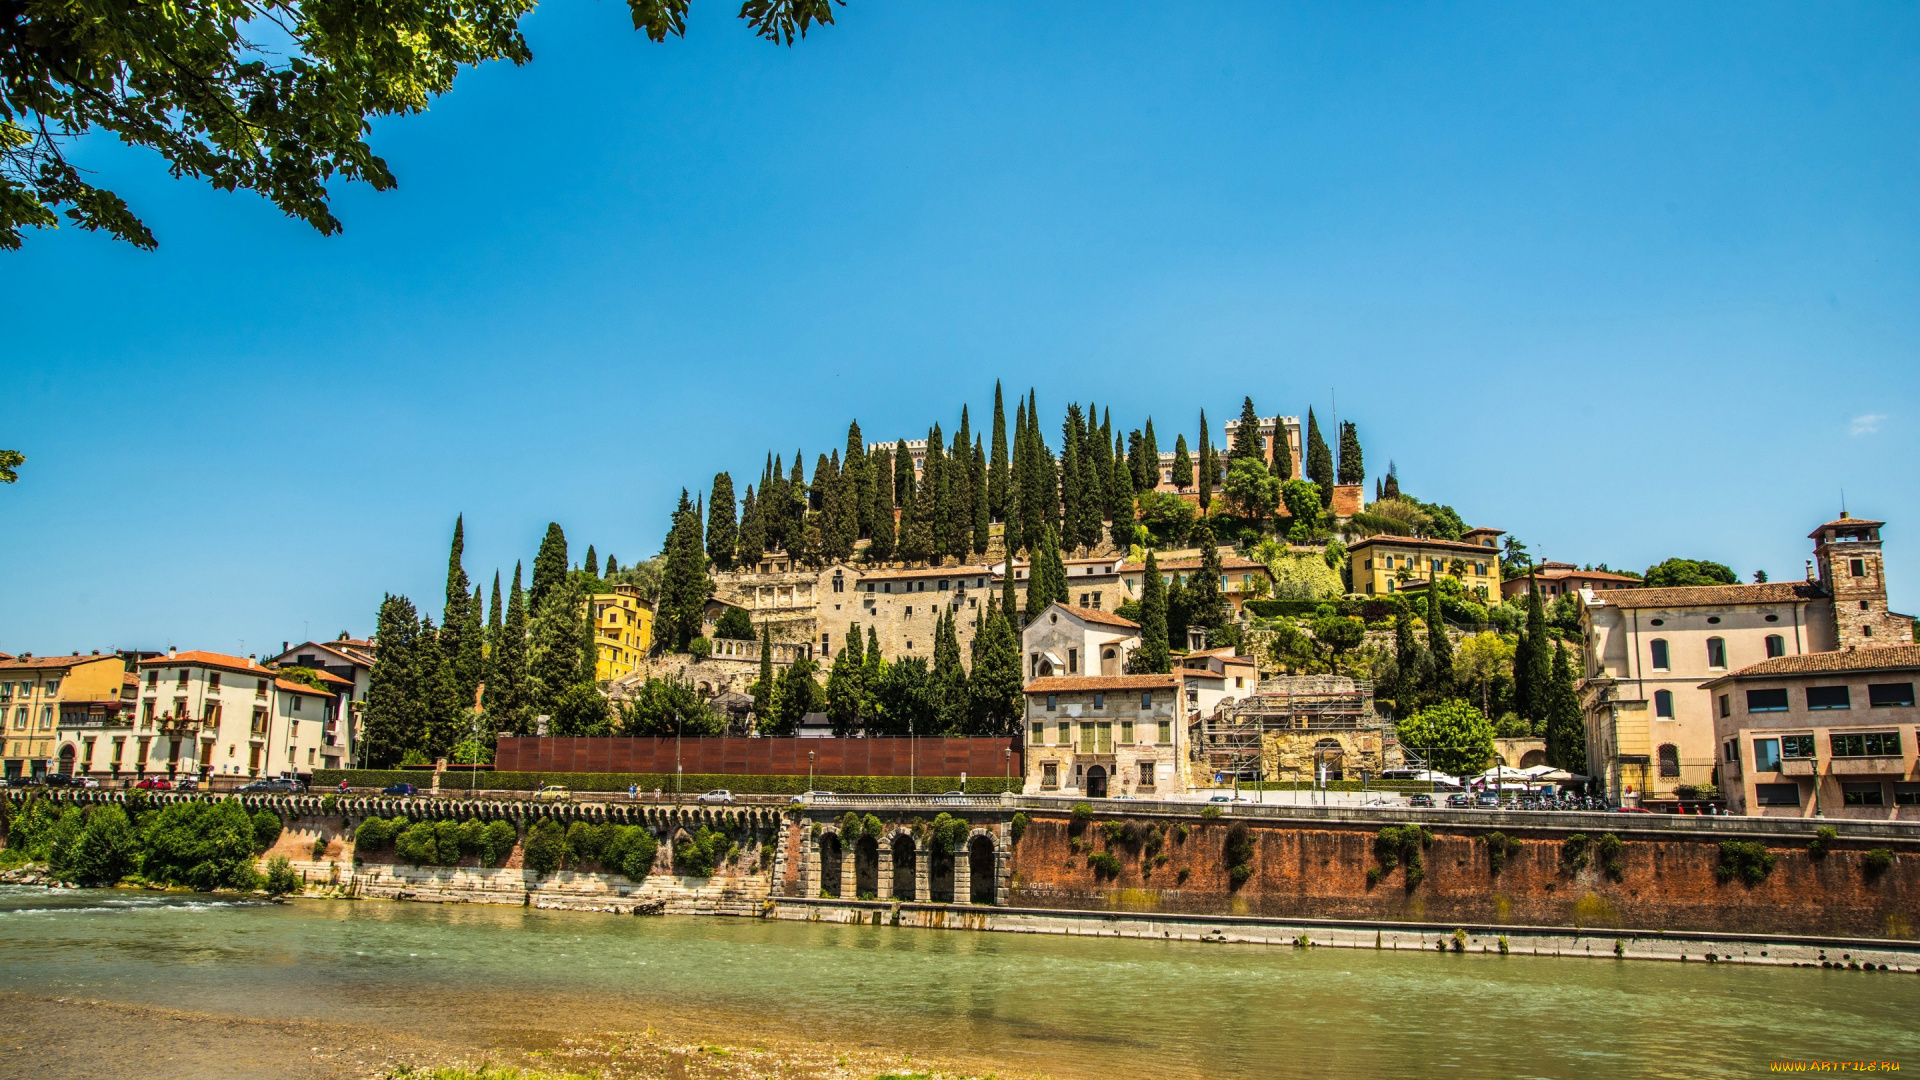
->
[929,842,955,903]
[891,834,917,900]
[1518,749,1548,768]
[1657,744,1681,779]
[1085,765,1108,799]
[1101,647,1119,676]
[1313,738,1345,782]
[855,834,880,899]
[58,744,76,775]
[968,834,996,905]
[818,832,843,898]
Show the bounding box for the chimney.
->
[282,641,288,654]
[167,646,177,658]
[1806,559,1816,583]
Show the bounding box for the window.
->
[1041,762,1059,790]
[208,672,221,692]
[1746,689,1790,713]
[1718,694,1730,718]
[1120,720,1134,744]
[1781,735,1815,759]
[1723,738,1737,763]
[1140,762,1156,789]
[1829,732,1901,757]
[1650,639,1670,670]
[1706,637,1726,668]
[1093,692,1104,710]
[1842,783,1885,807]
[1058,721,1070,745]
[1654,690,1674,718]
[938,579,948,591]
[1894,783,1920,806]
[1046,694,1057,712]
[1850,558,1865,578]
[1141,692,1153,708]
[1158,720,1171,744]
[1753,739,1781,771]
[1868,683,1915,708]
[1078,722,1093,749]
[1754,783,1800,806]
[146,671,158,689]
[1068,649,1078,674]
[1806,686,1851,711]
[1765,635,1785,659]
[1030,721,1044,744]
[1657,744,1680,778]
[175,670,188,688]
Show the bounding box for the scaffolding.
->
[1196,676,1382,781]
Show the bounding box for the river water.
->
[3,885,1916,1079]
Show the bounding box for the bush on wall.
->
[315,769,1020,795]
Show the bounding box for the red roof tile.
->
[1600,582,1824,609]
[274,677,334,696]
[135,650,270,675]
[1025,674,1181,693]
[1808,515,1885,538]
[1703,644,1920,683]
[1054,604,1140,630]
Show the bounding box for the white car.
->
[788,790,833,805]
[77,776,100,789]
[696,789,735,805]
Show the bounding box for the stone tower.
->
[1809,514,1913,650]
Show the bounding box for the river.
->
[3,885,1915,1079]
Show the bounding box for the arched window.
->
[1658,743,1681,778]
[1654,690,1674,718]
[1650,639,1670,671]
[1706,637,1727,669]
[1765,634,1785,659]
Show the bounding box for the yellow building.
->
[589,584,653,682]
[2,652,130,780]
[1348,526,1505,602]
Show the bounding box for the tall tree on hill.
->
[1383,461,1401,501]
[1271,417,1294,482]
[440,515,483,714]
[1059,406,1086,551]
[931,609,969,735]
[1028,390,1058,543]
[658,490,713,652]
[707,473,738,571]
[1132,549,1170,673]
[1164,575,1190,652]
[1007,396,1028,555]
[1337,420,1364,486]
[893,438,916,525]
[1074,410,1102,548]
[867,446,896,561]
[845,422,871,539]
[989,382,1011,525]
[1187,519,1228,634]
[786,454,808,553]
[1390,599,1423,720]
[529,522,568,611]
[1197,409,1214,511]
[483,571,502,711]
[1230,397,1263,463]
[750,621,775,725]
[1172,435,1193,491]
[416,611,464,761]
[528,577,585,720]
[363,594,423,767]
[971,437,990,556]
[921,425,946,561]
[583,545,598,577]
[1108,445,1136,551]
[897,449,933,565]
[490,564,531,733]
[1088,402,1112,521]
[1520,576,1552,733]
[764,454,788,554]
[825,622,865,738]
[1126,429,1147,493]
[1141,419,1159,491]
[947,425,974,560]
[1545,641,1587,772]
[968,602,1022,735]
[827,450,859,563]
[1425,583,1454,690]
[737,485,764,568]
[1024,527,1068,619]
[1306,408,1334,507]
[811,452,832,513]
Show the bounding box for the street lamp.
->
[808,749,815,793]
[908,716,916,796]
[674,710,683,799]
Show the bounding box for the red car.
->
[133,777,172,790]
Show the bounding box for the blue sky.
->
[5,2,1917,655]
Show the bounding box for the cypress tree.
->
[1546,641,1587,772]
[1075,409,1102,549]
[1133,549,1170,673]
[1126,429,1147,492]
[1306,408,1334,506]
[1230,397,1263,462]
[845,421,871,539]
[658,489,714,650]
[1426,583,1454,690]
[1059,405,1085,551]
[1088,402,1112,524]
[1165,575,1190,653]
[363,594,422,767]
[707,473,738,570]
[1197,409,1214,511]
[1026,390,1057,544]
[971,437,990,555]
[604,554,618,575]
[583,545,598,577]
[868,446,896,561]
[811,452,832,513]
[529,522,568,611]
[1187,519,1227,632]
[894,439,916,517]
[931,608,969,735]
[1141,418,1159,491]
[826,622,865,737]
[764,454,787,555]
[578,583,598,685]
[989,382,1011,524]
[967,602,1022,736]
[1521,576,1552,733]
[440,516,483,716]
[482,572,502,713]
[1007,397,1028,556]
[528,578,585,719]
[1391,599,1421,720]
[788,453,808,552]
[491,564,531,734]
[1172,435,1193,491]
[827,450,859,563]
[487,571,503,649]
[1002,557,1019,625]
[923,427,946,562]
[1337,420,1364,486]
[1383,461,1401,501]
[737,485,764,568]
[1025,526,1061,620]
[898,441,934,565]
[415,611,461,760]
[947,424,973,560]
[1108,446,1136,551]
[752,622,775,726]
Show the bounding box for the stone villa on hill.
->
[1347,526,1505,602]
[1579,513,1914,810]
[1500,561,1642,602]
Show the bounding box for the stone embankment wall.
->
[1005,813,1920,939]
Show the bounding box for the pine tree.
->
[707,473,738,570]
[989,382,1011,524]
[737,485,764,568]
[490,563,532,734]
[440,515,483,716]
[529,522,568,611]
[604,554,618,576]
[751,621,775,727]
[1141,418,1159,491]
[1337,420,1364,486]
[826,449,859,563]
[1230,397,1263,462]
[1383,461,1401,501]
[1108,447,1135,551]
[363,594,423,767]
[1172,435,1193,491]
[826,622,865,737]
[1187,519,1227,632]
[971,437,990,556]
[1007,397,1028,556]
[1391,599,1422,720]
[1271,416,1293,482]
[867,446,896,561]
[931,609,969,735]
[1132,549,1170,673]
[1059,405,1085,551]
[1306,408,1334,506]
[1197,409,1213,511]
[1545,641,1587,773]
[1520,576,1552,733]
[583,545,598,577]
[659,489,714,651]
[967,602,1022,736]
[1426,583,1454,690]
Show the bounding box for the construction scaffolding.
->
[1194,676,1387,782]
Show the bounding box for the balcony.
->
[1830,756,1906,776]
[1780,757,1816,776]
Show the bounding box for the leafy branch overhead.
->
[1,0,844,250]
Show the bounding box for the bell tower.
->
[1809,514,1911,649]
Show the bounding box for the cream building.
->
[1024,674,1188,798]
[268,638,373,770]
[1022,602,1141,680]
[129,649,335,784]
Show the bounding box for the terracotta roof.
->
[1121,555,1270,573]
[1599,581,1824,609]
[1703,645,1920,684]
[1053,604,1140,630]
[1524,566,1642,583]
[1808,515,1885,538]
[277,641,375,669]
[1184,647,1254,665]
[274,677,334,696]
[1025,674,1181,693]
[136,650,270,675]
[857,564,995,581]
[123,673,139,686]
[1347,534,1504,555]
[291,668,354,687]
[0,654,122,672]
[1460,527,1506,538]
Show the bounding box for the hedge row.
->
[313,769,1022,796]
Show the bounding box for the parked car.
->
[381,782,419,796]
[237,778,302,793]
[533,784,572,802]
[174,776,199,791]
[1407,793,1434,808]
[1473,791,1501,809]
[696,789,735,805]
[1445,792,1472,809]
[43,773,73,788]
[788,790,834,805]
[133,776,172,790]
[76,776,101,789]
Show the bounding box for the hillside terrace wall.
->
[495,736,1020,779]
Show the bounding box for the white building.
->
[1021,602,1141,680]
[127,649,338,785]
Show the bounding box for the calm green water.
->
[2,885,1916,1079]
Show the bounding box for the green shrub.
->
[566,821,612,866]
[140,800,262,891]
[354,817,397,851]
[1808,825,1838,859]
[263,855,299,896]
[1223,821,1255,878]
[1070,802,1094,830]
[674,826,735,877]
[314,768,1020,795]
[432,821,466,866]
[522,820,567,876]
[1596,833,1625,881]
[1373,824,1433,889]
[1716,841,1776,886]
[311,836,329,861]
[1483,831,1521,876]
[1200,806,1223,820]
[395,822,440,865]
[1228,863,1253,887]
[481,820,518,866]
[928,813,970,854]
[1087,852,1123,878]
[1562,833,1592,872]
[607,826,659,880]
[1863,848,1894,876]
[1010,813,1029,845]
[251,810,283,854]
[54,806,136,887]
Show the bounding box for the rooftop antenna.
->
[1840,488,1847,518]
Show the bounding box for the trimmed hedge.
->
[314,769,1021,796]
